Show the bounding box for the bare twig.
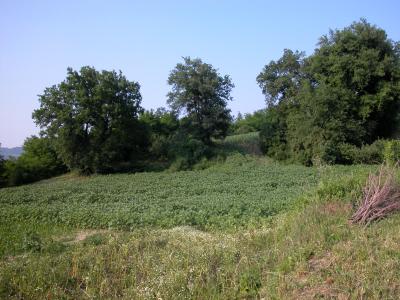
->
[351,164,400,225]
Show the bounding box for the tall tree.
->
[256,49,305,158]
[257,20,400,164]
[257,49,305,107]
[167,57,234,144]
[33,66,146,173]
[306,19,400,144]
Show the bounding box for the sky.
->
[1,0,400,147]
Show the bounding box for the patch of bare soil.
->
[58,229,110,244]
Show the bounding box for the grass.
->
[1,135,400,298]
[217,131,262,156]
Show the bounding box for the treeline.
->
[1,19,400,187]
[0,57,234,186]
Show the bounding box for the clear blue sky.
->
[1,0,399,147]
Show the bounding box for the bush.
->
[0,156,6,188]
[338,140,385,165]
[383,140,400,165]
[166,130,212,171]
[232,109,268,135]
[235,124,255,135]
[3,136,67,187]
[259,107,288,160]
[356,141,385,164]
[148,134,171,161]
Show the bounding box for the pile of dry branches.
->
[351,164,400,225]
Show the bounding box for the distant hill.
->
[0,147,23,158]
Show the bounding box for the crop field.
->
[1,151,400,299]
[0,154,320,256]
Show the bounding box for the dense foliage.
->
[32,66,147,174]
[167,57,234,145]
[139,108,179,161]
[231,109,268,134]
[2,136,66,187]
[257,20,400,165]
[0,149,6,187]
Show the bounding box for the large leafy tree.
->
[33,66,146,173]
[256,49,305,159]
[258,20,400,164]
[167,57,234,144]
[306,19,400,144]
[257,49,305,107]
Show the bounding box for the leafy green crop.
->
[0,154,319,231]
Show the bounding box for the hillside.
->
[0,146,22,158]
[1,134,400,298]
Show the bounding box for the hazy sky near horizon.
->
[1,1,400,147]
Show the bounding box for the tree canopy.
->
[257,19,400,165]
[33,66,147,173]
[167,57,234,144]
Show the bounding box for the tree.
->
[257,20,400,165]
[305,19,400,145]
[232,109,270,134]
[257,49,305,107]
[33,66,147,174]
[167,57,234,144]
[256,49,304,159]
[140,108,179,138]
[139,108,179,160]
[4,136,67,186]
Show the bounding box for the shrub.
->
[167,130,212,170]
[338,140,385,165]
[383,140,400,166]
[0,156,6,188]
[235,124,255,135]
[356,140,385,164]
[3,136,67,186]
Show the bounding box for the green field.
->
[0,154,319,256]
[1,135,400,299]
